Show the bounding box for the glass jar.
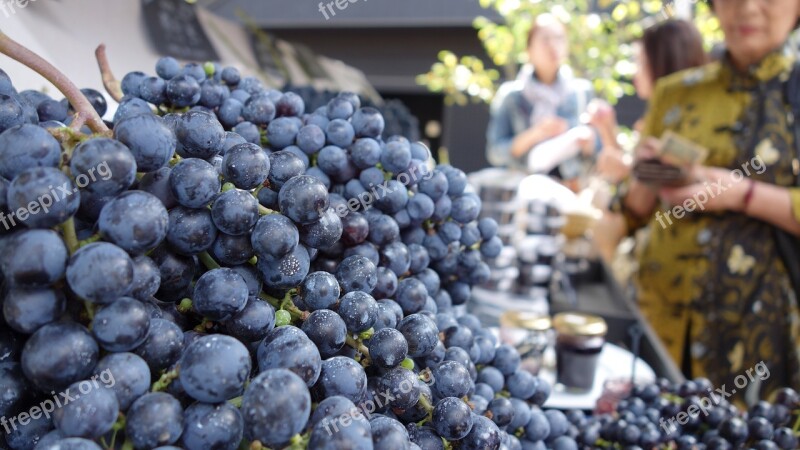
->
[499,311,552,375]
[553,312,607,391]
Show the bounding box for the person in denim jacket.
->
[486,13,597,182]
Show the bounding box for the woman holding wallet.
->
[616,0,800,400]
[590,19,707,265]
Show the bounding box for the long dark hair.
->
[641,19,707,82]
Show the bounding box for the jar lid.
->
[552,312,607,337]
[500,311,552,331]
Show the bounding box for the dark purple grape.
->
[338,291,378,333]
[93,352,150,411]
[192,268,248,321]
[133,318,184,374]
[336,255,378,294]
[313,356,368,405]
[299,208,343,249]
[21,321,98,392]
[166,206,218,255]
[251,213,299,259]
[279,175,330,225]
[368,328,408,369]
[298,271,339,311]
[256,244,310,289]
[242,368,310,447]
[433,397,473,440]
[302,309,347,358]
[53,379,119,439]
[7,167,80,228]
[66,242,134,304]
[98,190,169,254]
[397,313,439,358]
[114,113,176,172]
[257,326,322,386]
[126,392,184,449]
[91,296,149,352]
[0,124,61,180]
[179,334,251,402]
[169,158,221,208]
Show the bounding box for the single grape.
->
[179,334,252,402]
[92,297,150,352]
[21,321,98,392]
[98,190,169,254]
[66,242,134,304]
[174,404,240,450]
[302,309,347,358]
[242,369,311,447]
[257,325,322,386]
[169,158,221,208]
[126,392,184,449]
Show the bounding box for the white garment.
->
[519,64,574,127]
[526,125,594,174]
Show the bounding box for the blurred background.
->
[0,0,723,173]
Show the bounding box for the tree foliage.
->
[416,0,722,106]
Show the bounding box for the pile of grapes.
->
[283,85,422,142]
[0,55,575,450]
[590,378,800,450]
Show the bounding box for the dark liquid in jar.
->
[555,341,603,390]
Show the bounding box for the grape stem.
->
[107,412,126,449]
[151,366,180,392]
[0,31,109,135]
[60,218,80,254]
[77,233,102,248]
[177,298,193,314]
[121,439,134,450]
[258,292,308,322]
[83,301,96,322]
[793,410,800,433]
[94,44,123,102]
[258,204,277,216]
[418,394,434,414]
[199,251,221,270]
[345,335,371,366]
[227,396,243,408]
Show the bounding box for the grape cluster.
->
[283,85,421,142]
[588,378,800,450]
[0,57,583,450]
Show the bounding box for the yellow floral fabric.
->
[632,48,800,401]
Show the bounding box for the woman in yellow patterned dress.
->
[616,0,800,402]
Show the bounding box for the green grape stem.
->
[199,251,221,270]
[418,394,434,414]
[259,292,307,322]
[151,366,180,392]
[345,334,371,366]
[60,218,80,254]
[228,396,243,408]
[177,298,193,314]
